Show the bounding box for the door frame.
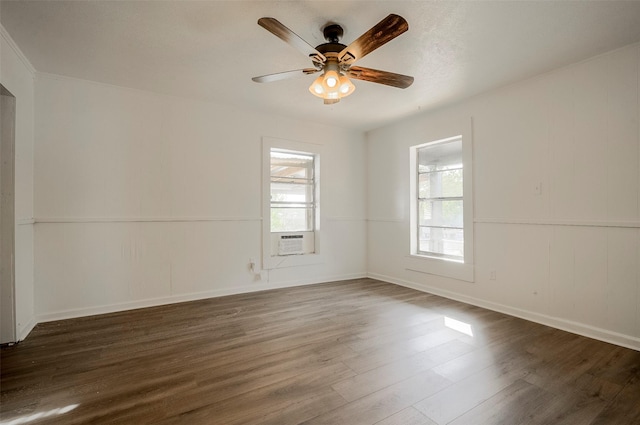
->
[1,84,17,344]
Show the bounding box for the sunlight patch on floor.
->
[0,404,79,425]
[445,316,473,337]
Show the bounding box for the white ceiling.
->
[2,1,640,131]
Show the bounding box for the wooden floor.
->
[1,279,639,425]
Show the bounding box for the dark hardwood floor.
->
[1,278,639,424]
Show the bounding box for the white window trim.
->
[406,119,474,282]
[262,137,324,270]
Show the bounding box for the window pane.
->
[271,152,313,180]
[270,149,316,234]
[418,173,430,198]
[419,200,463,227]
[271,208,313,232]
[418,139,462,173]
[419,227,464,258]
[418,169,463,199]
[414,136,465,262]
[271,182,313,204]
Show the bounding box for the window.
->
[408,122,473,282]
[415,136,464,261]
[262,137,322,269]
[270,150,315,232]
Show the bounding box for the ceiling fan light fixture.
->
[309,71,355,103]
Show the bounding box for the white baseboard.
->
[367,272,640,352]
[17,316,37,341]
[36,272,367,323]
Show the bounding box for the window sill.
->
[413,253,464,264]
[404,254,474,282]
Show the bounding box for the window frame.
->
[262,137,323,270]
[407,121,474,282]
[269,149,316,233]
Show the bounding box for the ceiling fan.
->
[252,14,414,104]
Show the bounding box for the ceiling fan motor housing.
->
[322,23,344,43]
[316,23,347,63]
[316,43,347,55]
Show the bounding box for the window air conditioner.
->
[278,234,304,255]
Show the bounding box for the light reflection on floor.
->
[0,404,79,425]
[444,316,474,337]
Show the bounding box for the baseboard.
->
[36,272,367,323]
[17,316,37,341]
[367,272,640,352]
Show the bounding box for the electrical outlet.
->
[489,270,496,280]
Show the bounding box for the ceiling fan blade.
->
[348,66,414,89]
[252,68,319,83]
[339,14,408,65]
[258,18,326,65]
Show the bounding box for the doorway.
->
[1,84,16,344]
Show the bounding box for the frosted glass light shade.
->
[323,70,339,88]
[309,71,356,102]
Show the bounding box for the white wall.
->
[367,43,640,350]
[34,74,366,320]
[0,26,36,340]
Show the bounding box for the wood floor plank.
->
[430,339,528,383]
[413,358,531,424]
[447,379,555,425]
[257,388,348,425]
[529,389,609,425]
[158,362,355,425]
[2,278,639,425]
[301,369,451,425]
[342,328,471,374]
[589,368,640,425]
[373,406,437,425]
[332,339,474,402]
[346,317,445,352]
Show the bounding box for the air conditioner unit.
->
[278,234,304,255]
